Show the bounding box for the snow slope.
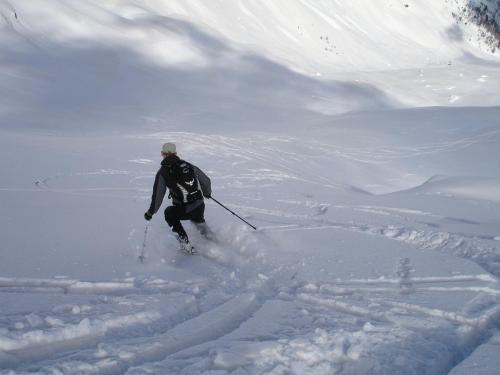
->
[1,1,500,374]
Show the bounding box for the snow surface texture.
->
[1,0,500,374]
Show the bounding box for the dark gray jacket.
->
[148,155,211,215]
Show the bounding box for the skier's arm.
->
[148,171,167,214]
[193,165,211,198]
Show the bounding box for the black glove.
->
[144,211,153,221]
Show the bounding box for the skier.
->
[144,142,213,253]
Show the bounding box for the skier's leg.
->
[195,222,216,241]
[165,206,188,242]
[190,203,215,241]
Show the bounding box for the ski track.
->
[0,283,206,369]
[0,277,208,297]
[4,271,497,374]
[2,132,500,373]
[260,218,500,279]
[6,293,264,375]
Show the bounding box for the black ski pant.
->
[164,203,205,242]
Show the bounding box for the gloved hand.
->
[144,211,153,221]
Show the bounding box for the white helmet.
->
[162,142,176,154]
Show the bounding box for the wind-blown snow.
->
[1,1,500,374]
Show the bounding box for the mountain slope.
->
[1,1,500,374]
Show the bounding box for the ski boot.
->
[177,235,196,255]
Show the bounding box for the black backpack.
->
[169,160,203,204]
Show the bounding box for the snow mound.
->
[405,175,500,201]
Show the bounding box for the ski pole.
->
[138,222,150,263]
[209,196,257,230]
